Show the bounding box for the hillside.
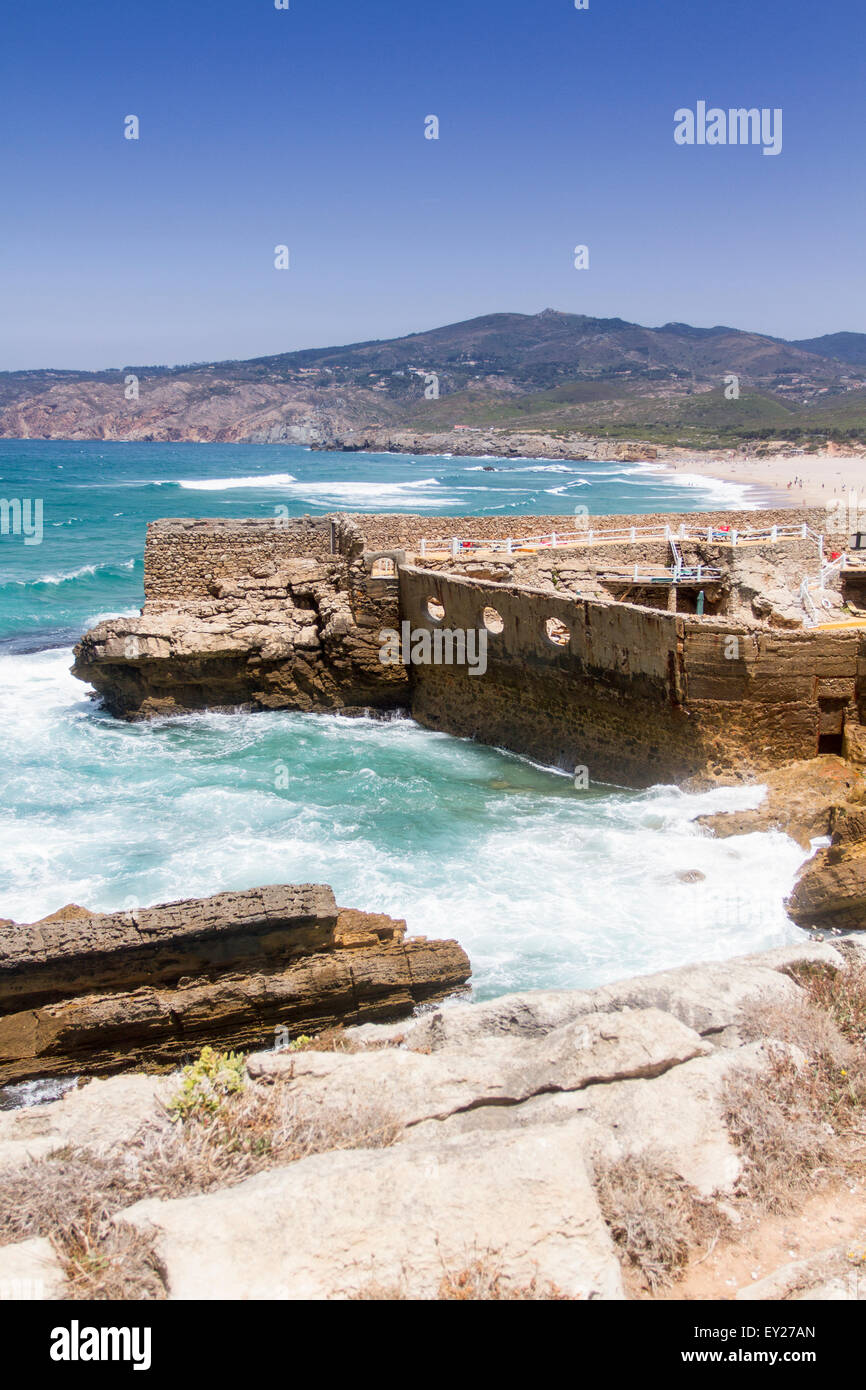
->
[1,310,865,451]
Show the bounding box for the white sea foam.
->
[273,478,461,507]
[177,473,298,490]
[0,558,137,589]
[510,463,577,474]
[544,480,592,495]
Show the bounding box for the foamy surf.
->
[176,473,298,490]
[0,650,807,1000]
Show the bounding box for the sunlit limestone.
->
[674,102,782,156]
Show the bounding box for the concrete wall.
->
[399,565,864,786]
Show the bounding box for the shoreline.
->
[654,448,866,511]
[307,431,866,512]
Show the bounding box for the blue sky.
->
[1,0,863,369]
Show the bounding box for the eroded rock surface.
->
[786,806,866,930]
[697,756,866,848]
[73,520,407,719]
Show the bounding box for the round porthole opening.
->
[545,616,570,647]
[482,606,504,634]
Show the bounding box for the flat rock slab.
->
[121,1122,624,1300]
[249,1007,710,1131]
[403,1042,775,1197]
[0,884,339,1011]
[0,1073,170,1169]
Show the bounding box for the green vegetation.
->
[166,1046,246,1123]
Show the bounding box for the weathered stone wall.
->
[144,518,333,600]
[75,509,864,783]
[399,565,864,786]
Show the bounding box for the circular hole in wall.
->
[427,597,446,622]
[545,616,571,647]
[482,606,504,635]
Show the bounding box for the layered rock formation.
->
[0,887,470,1085]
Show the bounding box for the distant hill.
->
[1,310,864,450]
[791,332,866,367]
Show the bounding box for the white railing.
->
[600,564,723,584]
[419,521,822,556]
[800,577,819,626]
[820,553,846,591]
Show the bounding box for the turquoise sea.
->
[0,441,804,1001]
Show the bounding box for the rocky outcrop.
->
[73,523,407,719]
[786,806,866,930]
[698,756,866,848]
[0,886,470,1085]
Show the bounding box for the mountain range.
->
[2,310,865,451]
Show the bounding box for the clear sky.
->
[1,0,863,370]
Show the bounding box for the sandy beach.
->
[659,448,866,510]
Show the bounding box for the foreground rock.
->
[1,938,863,1300]
[122,1124,624,1300]
[0,886,470,1086]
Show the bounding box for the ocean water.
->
[0,441,804,1001]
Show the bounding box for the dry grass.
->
[722,1053,839,1212]
[0,1066,399,1299]
[787,957,866,1049]
[281,1025,401,1055]
[0,1147,167,1299]
[59,1220,166,1301]
[435,1260,571,1301]
[593,1153,726,1290]
[726,970,866,1211]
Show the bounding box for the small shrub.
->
[59,1220,165,1302]
[787,959,866,1049]
[166,1046,246,1123]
